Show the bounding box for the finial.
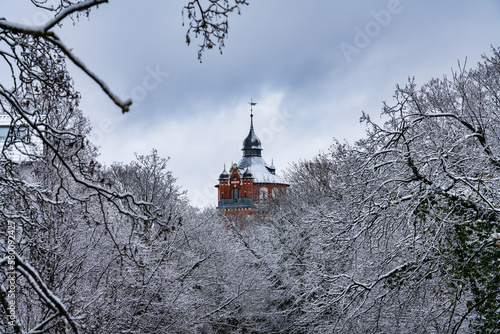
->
[270,159,276,174]
[248,98,257,129]
[248,98,257,117]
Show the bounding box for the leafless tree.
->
[0,1,248,332]
[183,0,249,61]
[246,47,500,333]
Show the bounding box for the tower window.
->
[231,188,240,199]
[259,187,268,200]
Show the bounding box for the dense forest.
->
[1,1,499,333]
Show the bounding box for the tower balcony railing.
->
[218,197,254,209]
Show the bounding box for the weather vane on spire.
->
[248,98,257,117]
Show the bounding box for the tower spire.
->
[248,98,257,129]
[242,99,262,157]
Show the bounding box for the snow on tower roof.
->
[235,102,288,185]
[238,156,287,184]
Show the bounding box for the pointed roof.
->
[238,156,287,184]
[242,112,262,157]
[242,167,253,178]
[237,106,288,185]
[268,159,276,175]
[218,164,229,179]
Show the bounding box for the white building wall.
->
[0,113,43,162]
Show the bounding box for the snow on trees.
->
[250,48,500,333]
[0,1,248,332]
[0,1,498,333]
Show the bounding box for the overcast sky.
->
[3,0,500,207]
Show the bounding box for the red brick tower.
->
[216,102,288,215]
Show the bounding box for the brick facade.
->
[216,111,288,215]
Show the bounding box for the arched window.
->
[259,187,268,200]
[272,187,280,199]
